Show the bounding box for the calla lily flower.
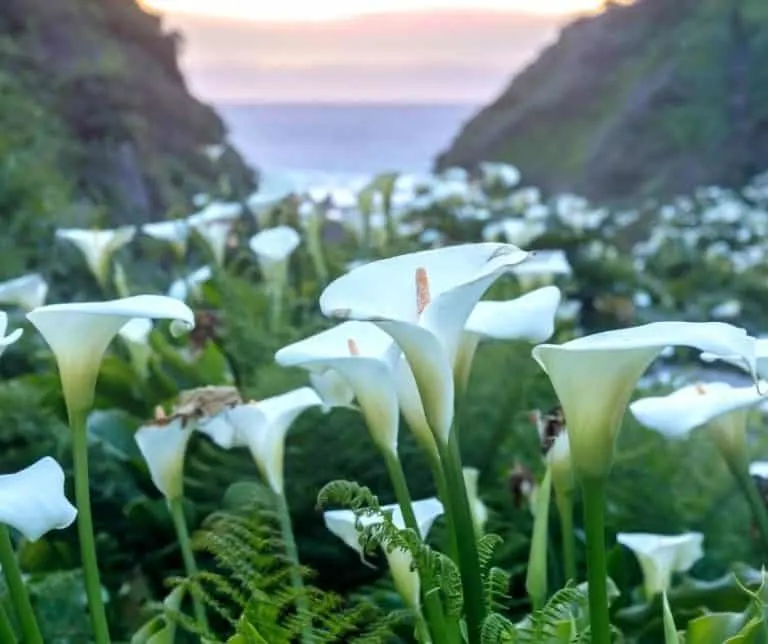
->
[203,387,322,495]
[118,318,153,377]
[27,295,195,413]
[320,243,528,444]
[455,286,561,390]
[0,273,48,311]
[309,370,355,410]
[249,225,301,286]
[701,337,768,380]
[750,461,768,479]
[463,468,488,537]
[189,218,234,266]
[629,381,766,460]
[135,416,194,500]
[324,497,444,609]
[0,457,77,542]
[0,312,23,358]
[275,322,401,455]
[532,322,756,479]
[187,201,242,225]
[56,227,136,287]
[168,265,213,302]
[616,532,704,598]
[512,250,572,290]
[141,220,190,258]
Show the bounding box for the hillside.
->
[0,0,254,224]
[436,0,768,202]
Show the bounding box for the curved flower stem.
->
[168,498,210,633]
[274,492,314,644]
[70,408,111,644]
[556,492,577,583]
[581,477,611,644]
[0,602,17,644]
[0,526,42,644]
[383,452,455,644]
[436,430,486,644]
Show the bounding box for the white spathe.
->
[701,337,768,380]
[463,467,488,537]
[0,273,48,311]
[118,318,154,377]
[135,416,194,500]
[168,266,213,302]
[275,322,400,455]
[617,532,704,598]
[532,322,756,479]
[249,226,302,286]
[320,243,528,444]
[629,381,765,458]
[456,286,561,389]
[324,497,444,609]
[309,369,355,410]
[750,461,768,479]
[512,249,572,290]
[141,220,190,257]
[27,295,195,412]
[0,312,23,358]
[0,457,77,542]
[56,227,136,287]
[206,388,322,495]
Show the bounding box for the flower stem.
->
[274,492,313,644]
[556,492,577,583]
[168,498,209,632]
[70,407,111,644]
[581,477,611,644]
[436,430,486,644]
[0,526,42,644]
[0,602,17,644]
[728,460,768,553]
[383,452,455,644]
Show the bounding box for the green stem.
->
[0,526,42,644]
[437,430,486,644]
[0,602,17,644]
[426,451,459,565]
[383,452,455,644]
[274,492,313,644]
[728,460,768,553]
[70,408,111,644]
[581,477,611,644]
[556,492,577,583]
[168,498,209,633]
[415,610,432,644]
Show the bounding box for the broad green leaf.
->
[686,612,748,644]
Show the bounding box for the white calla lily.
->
[320,243,528,443]
[249,225,302,286]
[630,381,765,459]
[532,322,756,479]
[207,388,322,495]
[463,468,488,537]
[0,274,48,311]
[750,461,768,479]
[27,295,195,413]
[309,370,355,410]
[118,318,153,377]
[141,220,190,258]
[324,497,444,609]
[189,218,234,266]
[0,312,22,357]
[455,286,561,390]
[275,322,400,455]
[0,457,77,541]
[617,532,704,598]
[56,227,136,287]
[512,250,572,290]
[135,416,195,500]
[701,337,768,380]
[168,265,213,302]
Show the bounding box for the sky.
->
[140,0,608,103]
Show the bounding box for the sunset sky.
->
[140,0,609,103]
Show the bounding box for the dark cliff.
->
[0,0,254,224]
[437,0,768,202]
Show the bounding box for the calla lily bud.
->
[617,532,704,598]
[135,415,195,501]
[27,296,195,414]
[0,457,77,541]
[463,467,488,537]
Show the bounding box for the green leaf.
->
[686,612,748,644]
[87,408,143,462]
[663,592,681,643]
[526,468,552,609]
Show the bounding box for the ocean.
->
[217,102,479,186]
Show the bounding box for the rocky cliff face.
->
[0,0,254,223]
[437,0,768,203]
